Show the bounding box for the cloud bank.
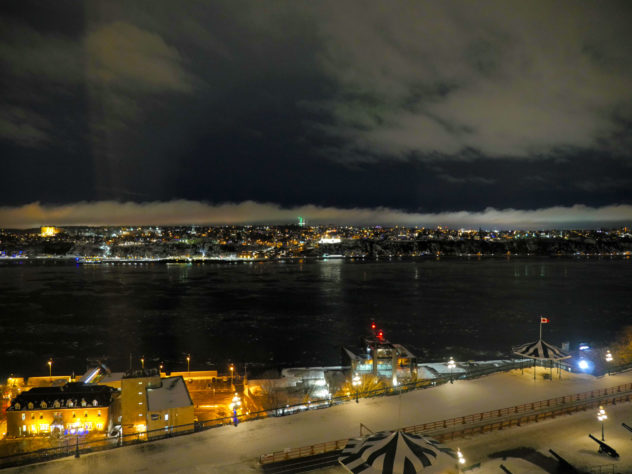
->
[308,1,632,160]
[1,201,630,230]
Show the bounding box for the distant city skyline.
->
[1,1,631,227]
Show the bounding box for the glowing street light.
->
[47,359,52,379]
[352,373,361,403]
[186,354,191,375]
[230,392,242,427]
[605,350,613,376]
[140,356,145,370]
[457,448,466,472]
[159,362,164,373]
[447,357,456,384]
[597,406,607,441]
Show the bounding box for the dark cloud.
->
[0,0,631,223]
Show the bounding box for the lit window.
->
[164,414,169,421]
[96,423,103,430]
[39,424,49,432]
[84,422,92,430]
[138,392,143,395]
[22,425,26,432]
[138,413,143,417]
[21,414,25,421]
[138,402,143,405]
[31,424,37,433]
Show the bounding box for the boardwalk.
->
[6,367,632,473]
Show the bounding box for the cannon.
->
[588,434,619,458]
[548,449,579,473]
[622,422,632,434]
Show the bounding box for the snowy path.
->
[7,368,632,473]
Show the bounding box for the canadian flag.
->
[540,317,549,324]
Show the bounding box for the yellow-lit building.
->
[118,370,161,436]
[40,226,61,237]
[5,383,117,438]
[146,376,194,438]
[115,370,194,438]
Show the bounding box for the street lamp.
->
[597,406,607,441]
[447,357,456,384]
[457,448,466,471]
[352,373,361,403]
[605,350,613,376]
[229,364,234,386]
[47,359,52,379]
[229,392,242,427]
[140,356,144,370]
[186,354,191,375]
[159,362,164,373]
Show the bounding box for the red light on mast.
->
[371,322,376,330]
[378,329,383,339]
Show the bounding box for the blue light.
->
[578,359,589,370]
[579,343,590,351]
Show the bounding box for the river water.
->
[0,257,630,378]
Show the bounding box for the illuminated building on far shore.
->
[40,226,61,237]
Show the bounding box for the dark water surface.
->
[1,258,630,378]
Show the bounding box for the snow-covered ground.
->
[7,367,632,473]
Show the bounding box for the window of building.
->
[164,414,169,421]
[21,413,25,421]
[84,422,92,430]
[39,424,49,432]
[96,423,103,430]
[98,410,101,417]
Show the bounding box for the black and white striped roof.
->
[338,430,457,473]
[512,339,571,361]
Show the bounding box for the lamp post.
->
[605,350,613,375]
[47,359,52,380]
[447,357,456,384]
[140,356,144,370]
[597,406,607,441]
[352,373,361,403]
[230,364,234,387]
[457,448,466,472]
[230,392,242,426]
[186,354,190,375]
[159,362,164,374]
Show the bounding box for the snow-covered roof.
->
[99,372,126,383]
[147,376,193,412]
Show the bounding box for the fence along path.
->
[259,382,632,465]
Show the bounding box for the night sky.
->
[1,1,632,228]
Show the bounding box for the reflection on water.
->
[0,258,630,376]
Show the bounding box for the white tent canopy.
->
[338,430,459,473]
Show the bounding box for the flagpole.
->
[539,318,542,341]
